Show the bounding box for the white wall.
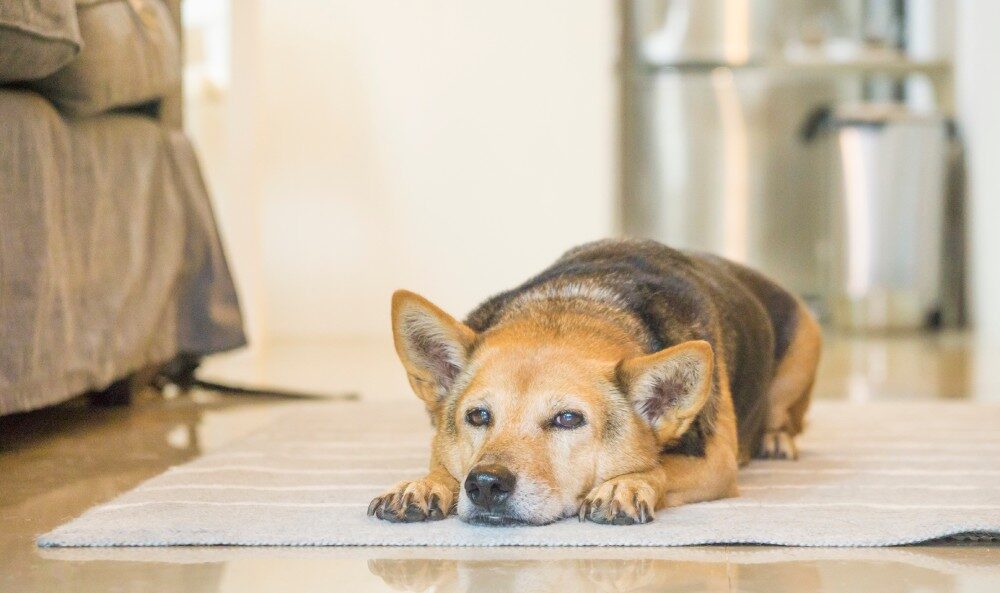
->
[184,0,267,347]
[956,0,1000,342]
[241,0,617,341]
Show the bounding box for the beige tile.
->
[814,331,1000,402]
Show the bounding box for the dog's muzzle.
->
[464,464,519,524]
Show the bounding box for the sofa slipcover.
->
[0,0,81,82]
[33,0,180,116]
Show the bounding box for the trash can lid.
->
[830,103,948,128]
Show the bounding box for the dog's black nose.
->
[465,465,516,511]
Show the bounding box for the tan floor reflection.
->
[1,388,295,593]
[369,557,733,593]
[364,547,996,593]
[33,546,997,593]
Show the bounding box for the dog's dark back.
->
[466,239,800,459]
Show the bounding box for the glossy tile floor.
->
[2,333,999,593]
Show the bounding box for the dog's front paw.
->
[756,430,798,460]
[368,477,457,523]
[579,475,658,525]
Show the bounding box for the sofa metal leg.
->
[86,376,134,407]
[154,353,202,392]
[153,353,359,401]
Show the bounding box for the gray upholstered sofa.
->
[0,0,245,415]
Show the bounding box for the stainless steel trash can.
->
[826,104,949,331]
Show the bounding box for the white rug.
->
[38,401,1000,547]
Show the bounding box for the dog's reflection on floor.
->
[369,558,764,593]
[368,555,956,593]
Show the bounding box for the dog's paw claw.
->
[369,478,457,523]
[637,500,650,524]
[403,504,425,522]
[581,477,657,526]
[755,430,799,460]
[426,494,444,521]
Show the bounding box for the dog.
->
[368,239,821,526]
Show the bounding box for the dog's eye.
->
[465,407,492,427]
[552,411,585,429]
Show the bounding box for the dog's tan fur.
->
[758,301,822,460]
[369,241,821,525]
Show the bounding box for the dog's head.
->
[391,290,714,526]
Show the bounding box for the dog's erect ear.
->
[392,290,476,409]
[616,340,714,443]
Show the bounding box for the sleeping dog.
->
[368,239,821,526]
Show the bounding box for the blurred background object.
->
[620,0,962,331]
[819,104,955,331]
